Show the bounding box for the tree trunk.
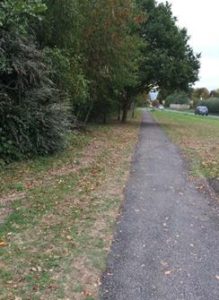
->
[131,99,135,118]
[121,93,131,123]
[117,106,121,121]
[122,105,128,122]
[84,101,93,125]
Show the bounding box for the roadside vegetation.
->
[0,113,141,300]
[0,0,200,164]
[165,92,190,107]
[0,1,202,298]
[161,88,219,116]
[199,98,219,114]
[152,110,219,187]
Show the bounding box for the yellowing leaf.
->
[0,240,7,247]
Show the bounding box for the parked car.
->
[195,105,208,116]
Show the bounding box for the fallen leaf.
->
[83,290,93,296]
[216,275,219,280]
[0,240,7,247]
[164,270,172,275]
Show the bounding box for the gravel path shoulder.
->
[100,111,219,300]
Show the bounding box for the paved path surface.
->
[100,111,219,300]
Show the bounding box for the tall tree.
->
[35,0,89,122]
[192,87,210,100]
[80,0,142,122]
[38,0,143,123]
[137,0,200,96]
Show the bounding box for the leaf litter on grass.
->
[153,111,219,197]
[0,115,141,300]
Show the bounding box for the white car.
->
[195,106,208,116]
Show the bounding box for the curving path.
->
[100,111,219,300]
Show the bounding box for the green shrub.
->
[165,92,190,107]
[0,31,68,162]
[199,98,219,114]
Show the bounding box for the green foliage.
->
[192,87,209,100]
[0,31,67,162]
[136,93,147,107]
[0,0,201,163]
[199,98,219,114]
[165,92,190,107]
[36,1,92,122]
[137,0,200,94]
[0,0,69,163]
[80,0,142,122]
[210,89,219,97]
[38,0,143,123]
[191,87,210,108]
[0,0,46,31]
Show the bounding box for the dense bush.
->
[0,31,67,162]
[199,98,219,114]
[165,92,190,107]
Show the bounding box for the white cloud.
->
[157,0,219,90]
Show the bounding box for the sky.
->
[157,0,219,91]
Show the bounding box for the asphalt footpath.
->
[100,111,219,300]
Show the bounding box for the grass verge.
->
[0,113,142,300]
[152,110,219,186]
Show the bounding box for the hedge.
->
[165,92,190,107]
[199,98,219,114]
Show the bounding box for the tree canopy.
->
[0,0,201,163]
[137,0,200,96]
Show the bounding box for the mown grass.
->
[0,113,142,300]
[152,110,219,180]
